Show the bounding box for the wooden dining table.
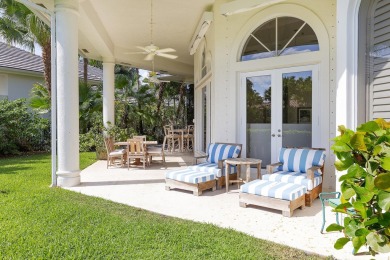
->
[114,141,158,146]
[114,140,158,165]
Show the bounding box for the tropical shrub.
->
[0,98,50,155]
[79,113,135,155]
[329,118,390,256]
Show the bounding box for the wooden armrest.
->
[266,162,282,174]
[306,165,321,182]
[193,151,208,165]
[217,159,226,169]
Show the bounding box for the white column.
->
[336,0,360,130]
[335,0,361,192]
[102,61,115,128]
[55,0,80,187]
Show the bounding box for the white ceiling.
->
[33,0,215,82]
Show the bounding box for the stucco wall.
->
[194,0,338,191]
[0,74,8,98]
[3,72,43,101]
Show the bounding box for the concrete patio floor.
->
[67,153,390,260]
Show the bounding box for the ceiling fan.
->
[126,0,178,61]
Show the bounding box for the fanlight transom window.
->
[241,17,319,61]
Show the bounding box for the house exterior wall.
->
[0,71,43,101]
[0,74,8,99]
[193,0,338,191]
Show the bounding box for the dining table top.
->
[114,140,158,146]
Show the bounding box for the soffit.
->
[32,0,215,82]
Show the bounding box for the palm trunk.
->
[41,42,51,96]
[83,57,88,86]
[154,82,166,138]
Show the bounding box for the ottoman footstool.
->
[165,168,216,196]
[239,180,307,217]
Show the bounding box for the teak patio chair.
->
[163,125,181,153]
[147,138,166,167]
[183,125,194,151]
[104,136,126,168]
[127,138,148,169]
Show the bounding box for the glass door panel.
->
[282,71,312,148]
[246,75,272,166]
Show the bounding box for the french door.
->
[240,65,318,166]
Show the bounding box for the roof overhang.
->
[25,0,215,83]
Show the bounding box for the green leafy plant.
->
[0,98,50,155]
[329,118,390,256]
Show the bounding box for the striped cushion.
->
[277,148,326,173]
[240,180,306,201]
[189,162,237,178]
[165,168,215,184]
[262,171,322,191]
[207,143,241,163]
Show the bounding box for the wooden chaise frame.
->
[239,191,306,217]
[193,142,242,190]
[165,178,216,196]
[266,147,325,207]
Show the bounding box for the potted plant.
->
[329,118,390,256]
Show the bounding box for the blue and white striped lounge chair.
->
[262,148,326,206]
[192,142,242,189]
[239,179,306,217]
[165,142,242,195]
[165,168,216,196]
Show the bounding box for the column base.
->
[57,170,81,187]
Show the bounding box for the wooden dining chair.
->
[103,136,126,168]
[147,137,166,168]
[127,138,148,169]
[183,125,194,152]
[163,125,181,153]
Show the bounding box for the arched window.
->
[241,17,319,61]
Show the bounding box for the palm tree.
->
[79,82,103,133]
[29,83,50,113]
[0,0,52,94]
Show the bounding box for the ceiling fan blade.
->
[157,48,176,53]
[124,51,147,54]
[144,53,155,61]
[136,46,149,52]
[156,53,178,59]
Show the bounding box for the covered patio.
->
[66,153,377,260]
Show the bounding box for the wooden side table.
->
[225,158,262,192]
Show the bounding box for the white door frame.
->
[239,64,319,162]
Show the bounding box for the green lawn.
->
[0,152,326,259]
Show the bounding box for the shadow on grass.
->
[0,165,36,175]
[79,179,166,187]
